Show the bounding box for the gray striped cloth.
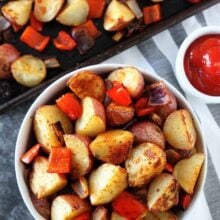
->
[105,3,220,220]
[0,3,220,220]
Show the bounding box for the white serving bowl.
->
[175,26,220,103]
[15,64,207,220]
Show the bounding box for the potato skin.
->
[89,130,134,164]
[29,157,67,199]
[106,102,134,126]
[34,105,73,153]
[125,142,166,187]
[130,121,165,149]
[67,70,106,102]
[0,44,20,79]
[89,163,128,205]
[51,194,90,220]
[147,173,179,212]
[163,109,197,150]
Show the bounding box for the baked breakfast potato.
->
[20,67,204,220]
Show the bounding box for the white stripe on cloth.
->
[152,29,212,219]
[203,3,220,26]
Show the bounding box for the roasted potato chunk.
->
[56,0,89,26]
[51,194,90,220]
[111,212,127,220]
[67,70,106,102]
[163,109,197,150]
[104,0,135,31]
[125,142,166,187]
[75,96,106,137]
[108,67,144,98]
[64,134,92,179]
[11,55,46,87]
[89,163,128,205]
[29,157,67,199]
[106,102,134,126]
[147,173,179,212]
[89,130,133,164]
[155,212,178,220]
[34,0,64,22]
[0,43,20,79]
[2,0,32,26]
[130,121,165,149]
[72,177,89,199]
[34,105,73,153]
[173,153,205,194]
[92,206,108,220]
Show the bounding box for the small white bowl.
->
[15,64,207,220]
[175,26,220,103]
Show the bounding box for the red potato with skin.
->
[51,194,91,220]
[0,43,20,79]
[108,67,145,98]
[64,134,92,179]
[75,96,106,137]
[106,102,135,126]
[130,121,165,149]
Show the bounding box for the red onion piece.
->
[0,16,11,32]
[125,0,143,19]
[72,28,95,55]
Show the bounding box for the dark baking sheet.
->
[0,0,218,113]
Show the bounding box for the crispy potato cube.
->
[89,130,133,164]
[155,212,178,220]
[89,163,128,205]
[34,0,64,22]
[107,67,144,98]
[104,0,135,31]
[75,97,106,137]
[2,0,32,26]
[64,134,92,179]
[51,194,90,220]
[29,157,67,199]
[147,173,179,212]
[163,109,197,150]
[173,153,205,194]
[125,142,166,187]
[34,105,73,153]
[11,55,46,87]
[67,70,106,102]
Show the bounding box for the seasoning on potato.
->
[19,67,204,219]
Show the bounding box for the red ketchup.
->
[184,35,220,96]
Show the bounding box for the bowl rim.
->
[15,63,207,220]
[175,25,220,103]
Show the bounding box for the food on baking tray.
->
[21,67,205,219]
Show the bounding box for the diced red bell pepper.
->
[56,93,82,120]
[74,212,91,220]
[20,26,50,52]
[112,191,147,220]
[143,4,161,25]
[87,0,106,19]
[30,12,43,32]
[107,82,132,107]
[53,31,77,51]
[21,144,41,164]
[48,147,72,174]
[136,107,156,117]
[72,20,101,39]
[180,193,192,210]
[135,97,149,110]
[164,163,174,173]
